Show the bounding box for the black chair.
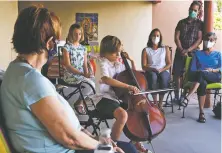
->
[49,46,113,136]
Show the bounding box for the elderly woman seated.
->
[180,32,221,123]
[0,6,137,153]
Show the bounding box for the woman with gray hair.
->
[180,32,221,123]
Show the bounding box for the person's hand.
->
[128,85,140,94]
[157,68,163,73]
[110,139,125,153]
[122,52,133,61]
[113,146,125,153]
[205,68,213,72]
[98,137,125,153]
[151,68,159,73]
[83,73,91,78]
[178,47,184,52]
[181,49,188,56]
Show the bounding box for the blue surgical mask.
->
[189,11,197,19]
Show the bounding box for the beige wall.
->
[152,1,222,52]
[19,1,153,70]
[0,1,18,70]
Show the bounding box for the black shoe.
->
[197,113,206,123]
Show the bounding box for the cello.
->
[113,52,166,142]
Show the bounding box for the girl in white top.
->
[142,28,171,110]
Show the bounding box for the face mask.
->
[204,41,215,49]
[152,37,160,45]
[189,11,197,19]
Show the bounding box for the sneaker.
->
[131,141,152,153]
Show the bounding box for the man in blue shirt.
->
[180,32,221,123]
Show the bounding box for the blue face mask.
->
[189,11,197,19]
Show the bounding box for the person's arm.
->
[62,48,84,75]
[31,96,99,150]
[130,60,136,70]
[100,59,139,93]
[209,52,222,73]
[141,48,156,72]
[174,21,183,52]
[159,46,172,72]
[101,76,131,89]
[83,53,90,78]
[174,30,183,52]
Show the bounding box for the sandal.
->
[197,113,206,123]
[180,96,189,107]
[74,104,86,115]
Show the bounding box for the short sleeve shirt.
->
[0,61,81,153]
[190,50,222,72]
[175,18,203,50]
[98,58,125,101]
[63,43,87,84]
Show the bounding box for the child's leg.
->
[75,78,96,114]
[112,107,128,141]
[96,98,126,141]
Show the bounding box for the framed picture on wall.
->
[76,13,98,43]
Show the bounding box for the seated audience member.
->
[96,35,152,153]
[62,23,95,115]
[180,32,221,123]
[0,6,138,153]
[141,28,171,110]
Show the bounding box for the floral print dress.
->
[63,43,86,84]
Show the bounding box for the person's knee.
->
[151,72,158,82]
[197,71,207,83]
[160,72,170,88]
[114,108,128,124]
[161,78,169,88]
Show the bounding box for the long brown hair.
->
[66,23,84,43]
[147,28,163,48]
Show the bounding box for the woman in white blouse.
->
[141,28,171,111]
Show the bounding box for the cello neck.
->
[120,52,141,89]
